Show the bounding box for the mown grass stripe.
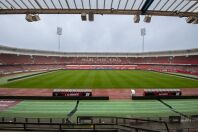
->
[0,100,197,119]
[1,70,198,88]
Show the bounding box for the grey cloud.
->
[0,14,197,53]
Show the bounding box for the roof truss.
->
[0,0,197,17]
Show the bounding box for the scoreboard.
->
[143,89,182,96]
[53,89,92,97]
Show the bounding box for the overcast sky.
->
[0,14,197,53]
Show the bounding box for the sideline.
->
[152,71,198,81]
[0,70,58,85]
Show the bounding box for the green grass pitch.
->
[1,99,198,118]
[1,70,198,88]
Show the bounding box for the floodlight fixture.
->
[141,28,146,36]
[57,27,63,51]
[140,28,146,52]
[186,17,198,24]
[25,14,33,22]
[134,15,140,23]
[88,13,94,21]
[186,17,196,23]
[25,14,40,22]
[57,27,62,35]
[144,15,151,23]
[192,18,198,24]
[81,13,87,21]
[32,14,40,21]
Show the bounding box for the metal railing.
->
[0,116,197,131]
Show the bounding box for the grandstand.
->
[0,45,198,76]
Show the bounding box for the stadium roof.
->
[1,45,198,57]
[0,0,197,17]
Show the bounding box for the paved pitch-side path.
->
[0,88,198,99]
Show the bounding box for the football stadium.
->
[0,0,198,131]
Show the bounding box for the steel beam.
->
[74,0,77,9]
[110,0,113,9]
[131,0,136,9]
[124,0,129,10]
[42,0,49,9]
[191,6,198,12]
[103,0,106,9]
[0,9,197,17]
[138,0,145,10]
[178,0,190,12]
[13,0,23,9]
[28,0,36,9]
[20,0,29,9]
[172,0,184,11]
[0,1,9,9]
[153,0,161,10]
[81,0,84,9]
[117,0,121,9]
[141,0,154,14]
[166,0,176,11]
[185,1,197,12]
[5,0,16,9]
[96,0,98,9]
[50,0,57,9]
[35,0,43,9]
[58,0,63,9]
[159,0,169,11]
[89,0,91,9]
[65,0,70,9]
